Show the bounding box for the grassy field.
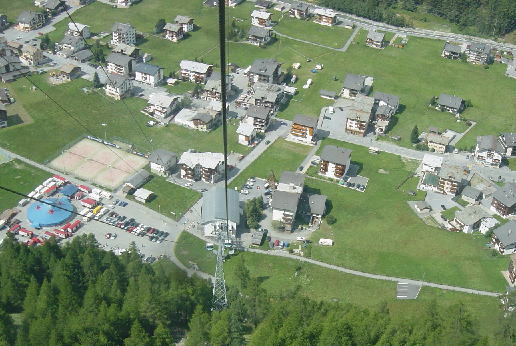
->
[508,158,516,171]
[229,138,312,189]
[274,16,353,48]
[0,160,51,211]
[127,173,201,221]
[174,231,502,336]
[306,138,508,292]
[0,75,251,163]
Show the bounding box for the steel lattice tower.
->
[212,227,227,310]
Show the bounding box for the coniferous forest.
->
[319,0,516,37]
[0,234,515,345]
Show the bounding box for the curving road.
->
[246,248,501,297]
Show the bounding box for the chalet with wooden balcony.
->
[437,165,470,196]
[442,42,461,59]
[499,132,516,157]
[247,26,272,47]
[271,190,300,231]
[319,145,351,179]
[106,53,134,76]
[19,45,43,66]
[373,92,399,134]
[289,114,318,144]
[112,43,140,58]
[492,221,516,255]
[104,74,132,100]
[465,43,491,64]
[278,171,305,194]
[474,135,504,167]
[149,149,177,177]
[142,92,179,124]
[248,58,281,85]
[243,105,272,132]
[425,132,452,154]
[313,8,336,26]
[308,194,327,226]
[179,60,213,83]
[289,2,309,19]
[16,11,46,32]
[236,122,257,146]
[164,23,184,42]
[366,31,386,49]
[44,0,67,17]
[491,183,516,218]
[435,93,465,116]
[201,74,233,101]
[345,95,374,136]
[56,35,86,58]
[341,73,368,99]
[174,15,194,32]
[449,205,490,234]
[67,22,90,38]
[178,151,225,184]
[250,82,284,110]
[111,23,136,46]
[251,10,272,28]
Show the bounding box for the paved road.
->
[246,248,501,296]
[339,26,360,52]
[272,0,516,52]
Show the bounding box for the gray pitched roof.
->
[468,43,491,54]
[174,15,192,24]
[455,205,489,226]
[17,11,42,23]
[293,114,317,129]
[125,169,150,188]
[192,112,213,123]
[492,183,516,207]
[134,63,161,75]
[461,186,482,200]
[367,31,385,42]
[476,135,504,153]
[271,190,300,213]
[493,220,516,247]
[45,0,64,10]
[246,105,270,120]
[437,93,463,109]
[279,171,305,187]
[443,42,461,54]
[112,22,134,33]
[320,145,352,166]
[255,0,272,8]
[375,104,394,117]
[59,35,82,47]
[308,194,327,215]
[249,58,280,77]
[290,2,309,11]
[107,73,130,88]
[164,23,181,32]
[500,133,516,147]
[373,91,399,109]
[148,149,176,167]
[319,89,336,98]
[201,186,240,225]
[106,52,133,66]
[343,73,366,90]
[248,25,271,38]
[71,49,93,61]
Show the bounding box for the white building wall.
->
[272,209,285,221]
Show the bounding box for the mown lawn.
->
[127,173,201,221]
[0,0,36,24]
[274,16,353,48]
[229,138,311,189]
[307,138,508,292]
[0,75,250,163]
[0,160,51,211]
[175,231,502,336]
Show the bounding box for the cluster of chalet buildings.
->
[416,154,516,255]
[473,132,515,168]
[441,41,493,65]
[271,171,327,230]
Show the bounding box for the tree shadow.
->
[350,161,363,175]
[397,104,406,114]
[325,199,333,215]
[7,114,23,126]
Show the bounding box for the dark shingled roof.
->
[373,91,400,109]
[293,114,317,129]
[279,171,305,187]
[493,220,516,247]
[443,42,461,54]
[249,58,280,77]
[134,63,161,75]
[248,25,271,38]
[343,73,366,91]
[17,11,42,23]
[246,105,270,120]
[106,52,133,66]
[148,149,176,167]
[437,93,463,109]
[476,135,504,154]
[309,194,327,215]
[290,2,309,11]
[320,145,352,166]
[492,183,516,207]
[271,190,300,213]
[500,133,516,147]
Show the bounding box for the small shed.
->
[133,188,153,203]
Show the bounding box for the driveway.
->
[424,191,461,212]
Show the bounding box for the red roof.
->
[53,229,70,236]
[44,231,57,237]
[44,185,58,194]
[81,198,96,206]
[63,222,71,230]
[19,228,33,235]
[71,220,81,228]
[53,175,66,181]
[9,224,21,232]
[78,185,92,192]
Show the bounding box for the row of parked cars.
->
[104,211,169,243]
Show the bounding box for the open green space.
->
[440,206,459,220]
[307,138,508,292]
[274,16,353,49]
[508,158,516,171]
[127,173,201,221]
[0,159,51,211]
[174,231,502,336]
[229,138,311,189]
[0,0,37,24]
[0,75,250,163]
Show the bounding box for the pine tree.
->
[153,322,174,346]
[209,310,231,346]
[410,125,419,144]
[233,256,250,290]
[93,72,101,88]
[124,320,152,346]
[186,306,210,346]
[154,19,166,34]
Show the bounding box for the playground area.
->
[49,139,148,190]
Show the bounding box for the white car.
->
[240,189,249,195]
[296,237,306,241]
[185,182,193,187]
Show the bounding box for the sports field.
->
[49,139,148,189]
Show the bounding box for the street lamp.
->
[101,123,107,141]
